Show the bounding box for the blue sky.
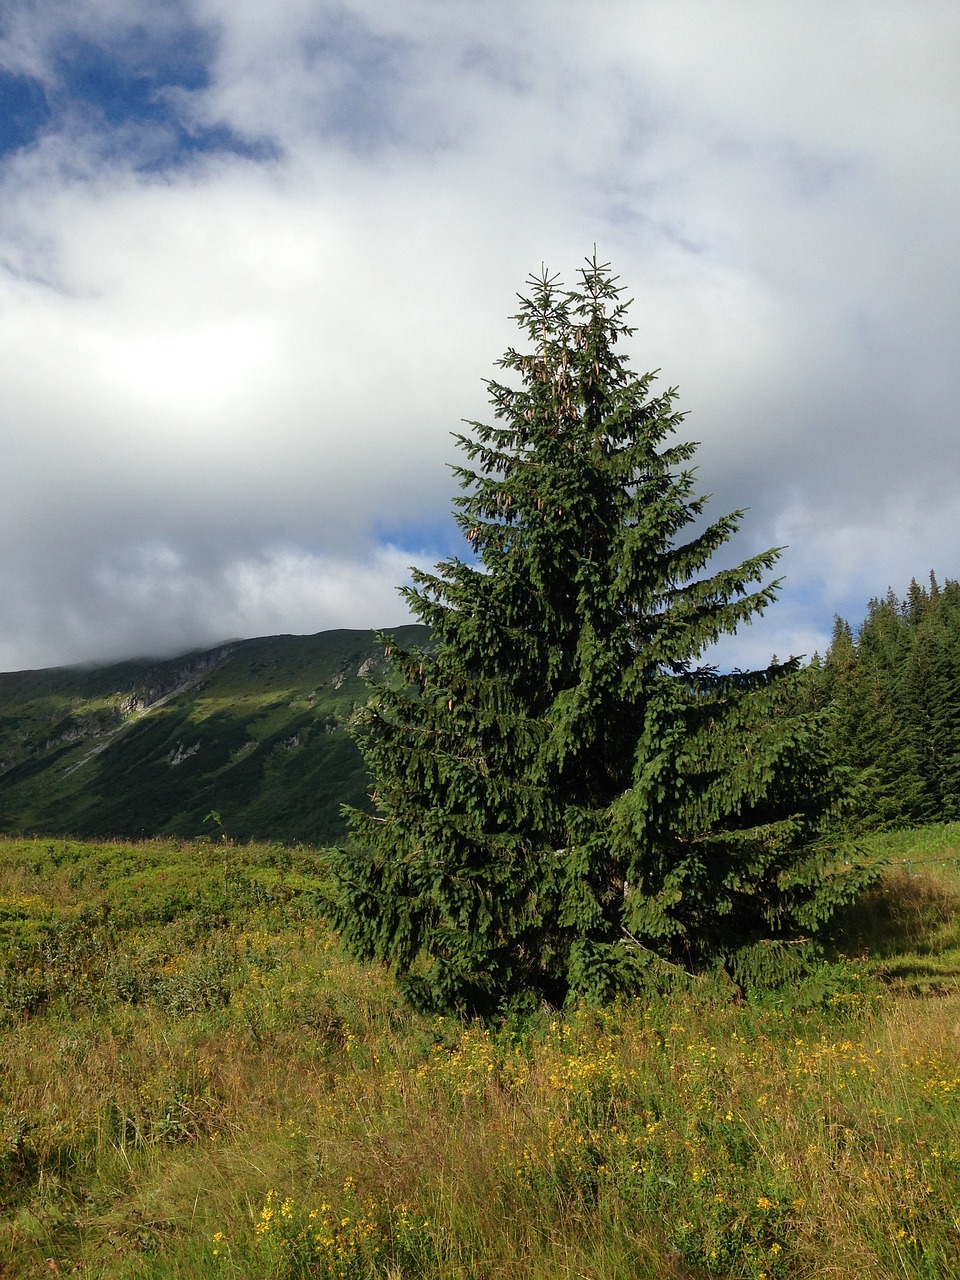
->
[0,0,958,670]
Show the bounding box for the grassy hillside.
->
[0,825,958,1277]
[0,626,429,845]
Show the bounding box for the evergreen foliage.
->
[816,573,960,830]
[333,258,874,1014]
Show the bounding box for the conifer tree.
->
[332,257,874,1014]
[817,573,960,830]
[900,575,960,821]
[841,593,925,827]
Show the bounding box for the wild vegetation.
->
[0,828,957,1278]
[1,254,958,1274]
[0,628,428,846]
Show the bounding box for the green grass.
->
[0,627,431,846]
[0,827,957,1278]
[831,821,960,994]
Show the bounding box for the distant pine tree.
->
[332,257,875,1014]
[900,575,960,821]
[816,572,960,829]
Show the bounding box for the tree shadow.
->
[830,864,960,961]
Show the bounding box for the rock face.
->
[0,625,429,845]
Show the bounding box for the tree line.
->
[805,573,960,831]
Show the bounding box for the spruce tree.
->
[818,574,960,830]
[332,257,874,1014]
[830,595,925,828]
[900,575,960,821]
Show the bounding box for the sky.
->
[1,0,958,673]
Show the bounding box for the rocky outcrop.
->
[129,647,231,709]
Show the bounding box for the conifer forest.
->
[805,573,960,830]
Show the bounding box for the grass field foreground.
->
[0,828,958,1278]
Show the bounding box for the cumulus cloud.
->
[0,0,957,670]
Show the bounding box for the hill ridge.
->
[0,625,429,844]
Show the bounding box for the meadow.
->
[0,826,957,1278]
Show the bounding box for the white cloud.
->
[0,0,958,669]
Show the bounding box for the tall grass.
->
[0,830,957,1278]
[832,820,960,994]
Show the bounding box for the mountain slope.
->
[0,626,429,844]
